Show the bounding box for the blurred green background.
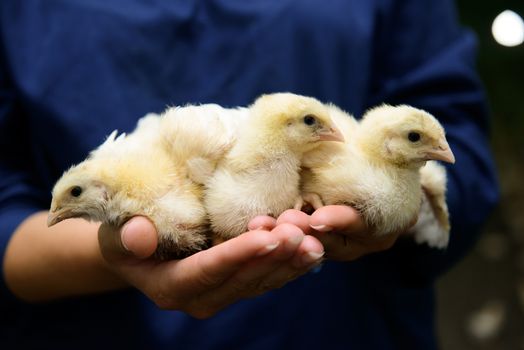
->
[437,1,524,349]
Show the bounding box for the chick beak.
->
[318,125,345,142]
[47,208,74,227]
[424,140,455,164]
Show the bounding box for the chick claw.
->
[294,192,324,211]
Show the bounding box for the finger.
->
[247,235,324,292]
[121,217,158,259]
[248,215,277,231]
[221,224,306,288]
[189,224,306,311]
[98,216,158,263]
[174,228,283,290]
[311,232,367,261]
[290,235,325,268]
[310,205,367,234]
[312,230,399,261]
[276,209,312,234]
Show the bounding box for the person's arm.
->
[3,212,127,301]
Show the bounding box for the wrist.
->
[4,212,128,302]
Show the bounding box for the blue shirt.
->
[0,1,498,349]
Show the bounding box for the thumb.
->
[121,217,159,258]
[98,216,158,262]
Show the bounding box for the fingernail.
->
[310,224,333,232]
[256,242,280,256]
[301,251,325,266]
[121,223,131,251]
[285,235,304,250]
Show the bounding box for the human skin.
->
[252,205,411,261]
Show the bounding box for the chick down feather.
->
[409,160,451,248]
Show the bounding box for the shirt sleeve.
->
[364,0,499,286]
[0,50,48,301]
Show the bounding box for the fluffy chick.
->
[204,92,344,240]
[48,104,244,259]
[301,104,455,247]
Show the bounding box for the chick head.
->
[48,161,110,227]
[250,93,344,153]
[359,105,455,168]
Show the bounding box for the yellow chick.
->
[301,104,455,247]
[48,103,244,259]
[204,92,344,240]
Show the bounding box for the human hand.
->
[98,216,324,318]
[270,206,415,261]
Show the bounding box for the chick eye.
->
[303,115,317,126]
[408,132,421,142]
[70,186,82,197]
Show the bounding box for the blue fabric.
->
[0,1,498,349]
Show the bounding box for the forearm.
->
[3,211,128,302]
